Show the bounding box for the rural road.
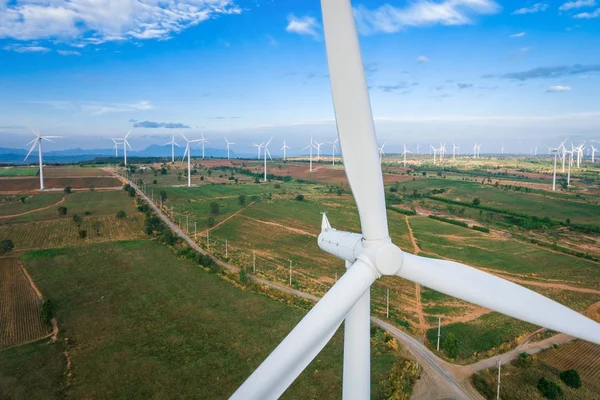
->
[112,169,572,400]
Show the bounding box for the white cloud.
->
[0,1,241,46]
[31,99,154,115]
[512,3,548,15]
[559,0,596,11]
[354,0,500,35]
[547,85,572,92]
[574,7,600,17]
[57,49,81,56]
[3,44,50,53]
[416,55,429,63]
[285,14,320,39]
[510,32,526,38]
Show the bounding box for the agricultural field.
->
[0,257,49,348]
[0,192,64,218]
[0,240,401,399]
[0,167,38,177]
[538,340,600,389]
[43,166,111,177]
[0,176,121,191]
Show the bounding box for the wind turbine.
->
[592,145,597,163]
[302,135,314,172]
[416,144,420,155]
[473,142,478,158]
[378,142,386,165]
[24,127,62,190]
[165,135,180,163]
[261,138,273,181]
[551,148,558,191]
[314,141,324,159]
[117,131,133,165]
[181,134,202,187]
[567,149,573,187]
[224,138,235,160]
[329,139,339,165]
[430,145,437,165]
[501,143,504,155]
[281,140,291,161]
[111,138,121,158]
[452,143,459,160]
[199,134,210,159]
[401,144,411,167]
[559,139,568,172]
[252,143,262,159]
[231,3,600,398]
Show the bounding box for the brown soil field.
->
[538,340,600,389]
[0,177,121,191]
[0,258,49,348]
[43,167,111,177]
[197,159,236,168]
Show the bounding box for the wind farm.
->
[1,0,600,399]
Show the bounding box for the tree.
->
[207,216,216,227]
[72,214,82,227]
[254,177,260,184]
[64,186,72,194]
[116,210,127,219]
[559,369,581,388]
[537,378,562,399]
[239,268,249,284]
[337,188,343,196]
[128,187,136,197]
[40,299,53,326]
[92,221,102,236]
[296,194,305,201]
[78,229,87,239]
[472,197,481,206]
[566,218,571,225]
[20,196,26,204]
[0,239,14,255]
[208,170,212,177]
[160,191,168,203]
[239,194,246,205]
[442,333,458,358]
[210,202,220,215]
[57,206,67,217]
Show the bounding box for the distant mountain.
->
[0,145,255,164]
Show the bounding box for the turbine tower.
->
[591,145,597,163]
[416,144,420,155]
[181,134,202,187]
[430,145,437,165]
[261,138,273,181]
[24,127,62,190]
[314,141,324,159]
[378,142,386,165]
[281,140,291,161]
[165,135,180,163]
[329,139,339,165]
[452,143,459,160]
[302,135,314,172]
[551,148,558,191]
[198,134,210,159]
[111,138,121,158]
[224,137,235,160]
[231,3,600,398]
[401,144,411,167]
[252,143,262,159]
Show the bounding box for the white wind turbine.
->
[314,141,324,159]
[575,143,585,168]
[281,140,291,161]
[231,2,600,398]
[199,134,210,159]
[401,144,411,167]
[430,145,438,165]
[117,130,133,165]
[551,148,559,191]
[592,145,597,163]
[567,148,574,187]
[252,142,262,159]
[181,134,202,187]
[24,127,62,191]
[416,143,420,155]
[261,138,273,181]
[452,142,459,160]
[224,137,235,160]
[165,135,180,163]
[329,139,339,165]
[302,135,314,172]
[501,143,504,155]
[111,138,121,158]
[377,142,386,164]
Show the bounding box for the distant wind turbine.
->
[261,138,273,181]
[112,138,121,158]
[198,134,210,159]
[281,140,291,161]
[165,135,180,163]
[328,139,339,165]
[452,143,459,160]
[224,138,235,160]
[314,141,324,159]
[252,142,262,159]
[181,134,202,187]
[416,144,420,155]
[116,130,132,165]
[591,145,597,163]
[24,126,62,190]
[551,148,558,191]
[430,145,437,165]
[401,144,411,167]
[378,142,386,165]
[302,135,314,172]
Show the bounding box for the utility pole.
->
[194,222,197,239]
[497,360,501,400]
[386,288,389,318]
[253,250,256,273]
[207,231,210,249]
[186,216,189,233]
[225,239,228,258]
[437,317,441,351]
[289,260,292,285]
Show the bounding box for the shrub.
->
[537,378,562,399]
[472,225,490,233]
[57,206,67,217]
[84,210,92,216]
[0,239,14,255]
[443,333,458,358]
[429,215,468,228]
[274,183,281,189]
[296,194,305,201]
[64,186,72,194]
[78,229,87,239]
[116,210,127,219]
[20,196,27,203]
[472,197,481,206]
[390,186,398,192]
[207,216,216,227]
[515,352,532,368]
[239,268,249,284]
[153,179,157,184]
[72,214,82,226]
[159,191,167,202]
[128,187,136,197]
[40,299,53,326]
[387,206,417,216]
[559,369,581,388]
[239,194,246,205]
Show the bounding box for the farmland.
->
[0,192,64,217]
[0,176,121,192]
[538,340,600,389]
[0,257,49,348]
[0,167,38,177]
[0,240,400,399]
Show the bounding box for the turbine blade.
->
[182,146,189,160]
[24,141,38,161]
[266,148,272,161]
[42,136,62,139]
[230,259,377,400]
[43,138,55,143]
[181,133,189,142]
[398,254,600,345]
[124,130,131,139]
[126,140,132,150]
[173,141,180,147]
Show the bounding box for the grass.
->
[0,167,39,177]
[0,192,64,217]
[2,240,398,399]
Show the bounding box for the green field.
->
[0,192,64,217]
[0,167,39,177]
[0,241,398,399]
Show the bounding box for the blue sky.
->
[0,0,599,155]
